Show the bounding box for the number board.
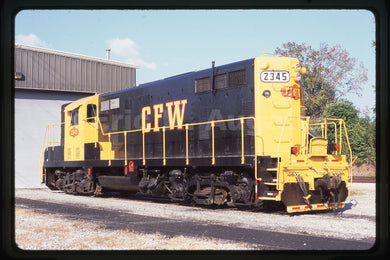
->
[260,71,290,83]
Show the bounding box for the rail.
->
[352,176,375,183]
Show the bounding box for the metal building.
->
[15,44,138,188]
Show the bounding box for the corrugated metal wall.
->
[14,45,138,188]
[14,45,137,93]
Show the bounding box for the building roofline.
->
[15,44,139,69]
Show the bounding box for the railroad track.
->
[352,176,375,183]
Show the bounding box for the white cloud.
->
[15,33,50,48]
[107,38,157,70]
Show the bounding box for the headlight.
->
[295,73,302,81]
[262,90,271,98]
[296,64,301,71]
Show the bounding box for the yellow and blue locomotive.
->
[41,54,353,213]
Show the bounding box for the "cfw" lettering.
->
[141,99,187,133]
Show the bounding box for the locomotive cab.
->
[63,95,100,161]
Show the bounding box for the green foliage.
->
[323,101,359,124]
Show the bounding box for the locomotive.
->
[41,54,353,213]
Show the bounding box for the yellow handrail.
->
[341,120,354,186]
[308,118,354,187]
[277,115,289,154]
[96,116,255,166]
[39,125,49,183]
[325,118,353,162]
[211,121,215,165]
[185,124,189,165]
[40,122,65,183]
[308,119,352,157]
[162,127,166,165]
[240,118,245,164]
[42,115,256,179]
[328,122,338,153]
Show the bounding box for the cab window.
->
[87,104,97,123]
[71,109,79,125]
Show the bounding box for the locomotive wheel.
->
[93,182,103,197]
[213,188,228,205]
[45,169,59,191]
[64,172,76,194]
[55,169,96,195]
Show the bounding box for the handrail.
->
[261,52,275,57]
[308,118,354,186]
[96,116,255,166]
[40,122,65,183]
[39,125,49,183]
[341,120,353,186]
[324,118,353,163]
[328,122,338,154]
[276,115,290,154]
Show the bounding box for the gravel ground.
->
[14,183,376,250]
[15,208,257,250]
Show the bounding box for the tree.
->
[323,101,359,124]
[275,42,368,119]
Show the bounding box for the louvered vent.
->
[195,77,210,93]
[229,70,246,87]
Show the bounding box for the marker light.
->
[291,146,299,155]
[328,143,341,153]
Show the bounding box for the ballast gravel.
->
[14,183,376,249]
[15,208,257,250]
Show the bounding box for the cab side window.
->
[87,104,97,123]
[71,109,79,125]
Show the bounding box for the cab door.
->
[84,98,99,144]
[64,105,84,161]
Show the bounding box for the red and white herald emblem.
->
[281,85,301,100]
[69,127,79,138]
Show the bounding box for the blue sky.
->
[15,9,376,116]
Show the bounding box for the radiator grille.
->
[195,77,210,93]
[229,69,246,86]
[215,74,227,89]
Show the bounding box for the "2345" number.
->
[260,71,290,83]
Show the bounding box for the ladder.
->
[258,156,280,200]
